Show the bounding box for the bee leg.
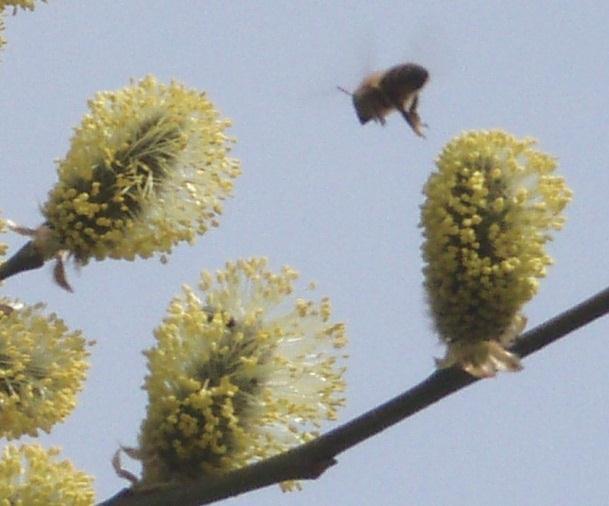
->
[398,106,426,138]
[382,94,425,137]
[409,96,428,133]
[409,95,419,111]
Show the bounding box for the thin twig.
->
[97,284,609,506]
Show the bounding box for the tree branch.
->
[0,240,45,282]
[98,284,609,506]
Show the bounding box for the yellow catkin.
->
[421,130,571,377]
[0,445,95,505]
[40,75,240,264]
[0,300,90,438]
[134,258,347,489]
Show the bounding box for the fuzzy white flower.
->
[133,258,347,489]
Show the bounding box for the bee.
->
[338,63,429,137]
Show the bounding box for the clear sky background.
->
[1,1,609,505]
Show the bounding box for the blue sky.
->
[1,1,609,504]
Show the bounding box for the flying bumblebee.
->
[338,63,429,137]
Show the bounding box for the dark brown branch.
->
[0,241,45,282]
[97,284,609,506]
